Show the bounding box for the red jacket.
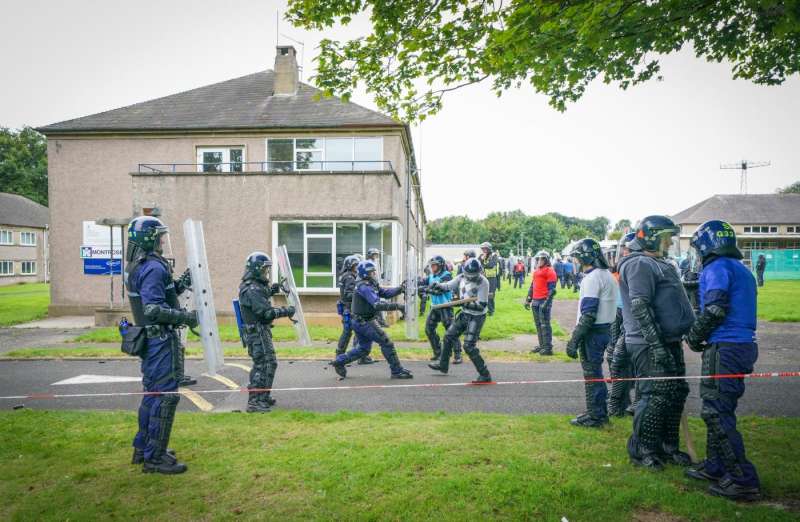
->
[513,261,525,274]
[529,266,557,300]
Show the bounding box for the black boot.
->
[471,373,493,384]
[428,362,448,374]
[531,346,542,354]
[143,454,188,474]
[357,356,376,365]
[391,368,413,379]
[570,414,608,428]
[247,394,271,413]
[329,360,347,379]
[709,478,762,501]
[539,347,553,356]
[453,352,463,364]
[630,452,665,471]
[685,462,723,483]
[132,448,176,465]
[178,375,197,387]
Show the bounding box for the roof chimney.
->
[274,45,298,96]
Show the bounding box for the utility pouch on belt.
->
[120,326,147,357]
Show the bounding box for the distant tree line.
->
[0,126,48,206]
[426,211,611,255]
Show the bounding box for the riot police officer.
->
[619,216,695,470]
[336,254,374,364]
[526,250,558,356]
[238,252,296,413]
[479,242,499,315]
[566,239,617,427]
[428,258,493,383]
[126,216,196,474]
[330,260,412,379]
[423,255,462,364]
[684,221,761,501]
[607,231,638,417]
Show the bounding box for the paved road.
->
[1,356,797,417]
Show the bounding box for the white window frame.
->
[195,146,246,173]
[21,261,36,275]
[265,137,384,172]
[20,231,37,246]
[272,219,399,292]
[0,260,13,276]
[0,230,12,245]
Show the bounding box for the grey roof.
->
[37,70,400,134]
[0,193,49,228]
[672,194,800,225]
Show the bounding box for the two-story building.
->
[672,193,800,272]
[0,193,49,286]
[37,46,425,321]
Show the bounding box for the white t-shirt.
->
[577,268,618,325]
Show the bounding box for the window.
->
[196,147,245,173]
[788,226,800,234]
[743,226,751,233]
[276,220,396,289]
[21,261,36,275]
[20,231,36,246]
[0,260,12,276]
[266,137,384,172]
[0,230,11,245]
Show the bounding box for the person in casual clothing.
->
[563,258,574,289]
[755,254,766,287]
[684,220,761,501]
[526,251,558,356]
[513,259,526,288]
[566,239,618,427]
[554,258,566,288]
[619,215,695,470]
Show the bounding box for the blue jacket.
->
[700,256,757,343]
[427,270,453,306]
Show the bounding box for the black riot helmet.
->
[127,216,169,262]
[570,238,609,269]
[342,254,362,273]
[631,215,680,256]
[244,251,272,282]
[462,257,483,282]
[429,255,446,274]
[463,249,477,259]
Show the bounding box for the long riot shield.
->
[183,219,224,375]
[404,248,419,340]
[275,245,312,346]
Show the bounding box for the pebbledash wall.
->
[45,130,424,319]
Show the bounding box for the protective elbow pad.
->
[630,297,663,347]
[375,302,402,312]
[463,301,487,312]
[686,304,726,348]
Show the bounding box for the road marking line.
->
[225,363,252,373]
[52,374,141,386]
[202,373,241,390]
[179,387,214,412]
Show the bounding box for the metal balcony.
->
[137,160,394,174]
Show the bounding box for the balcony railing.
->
[137,161,394,174]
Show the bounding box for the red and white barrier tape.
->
[1,371,798,402]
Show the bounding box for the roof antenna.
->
[720,160,771,194]
[280,33,306,81]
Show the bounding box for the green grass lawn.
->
[3,344,572,362]
[1,409,797,521]
[757,280,800,322]
[0,282,49,326]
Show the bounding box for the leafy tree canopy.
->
[426,210,608,255]
[0,127,48,206]
[777,180,800,193]
[288,0,800,122]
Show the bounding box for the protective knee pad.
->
[153,393,180,455]
[701,403,744,477]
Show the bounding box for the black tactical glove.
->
[566,337,582,359]
[375,302,403,312]
[630,297,675,374]
[273,306,295,319]
[685,304,726,353]
[269,283,282,295]
[184,310,199,329]
[174,269,192,295]
[524,297,532,310]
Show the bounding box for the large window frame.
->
[196,146,246,173]
[0,230,12,245]
[20,231,36,246]
[272,220,402,292]
[265,137,384,172]
[0,260,13,276]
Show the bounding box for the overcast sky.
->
[2,0,798,226]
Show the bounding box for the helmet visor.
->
[155,229,174,262]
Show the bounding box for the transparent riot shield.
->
[183,219,224,375]
[275,244,312,346]
[405,248,419,340]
